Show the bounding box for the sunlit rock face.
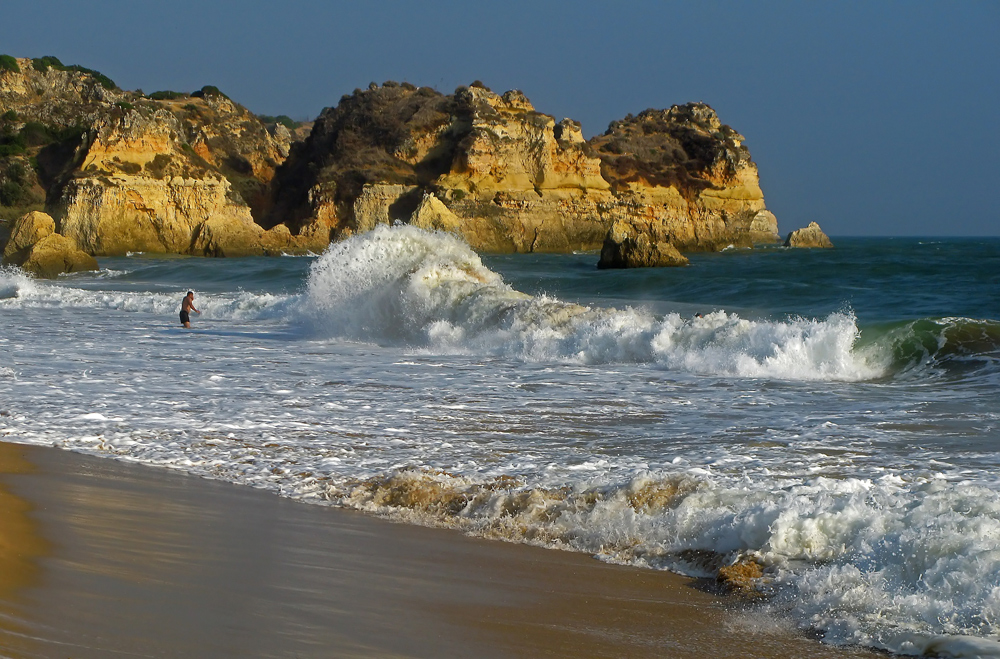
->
[1,57,320,257]
[3,57,781,261]
[785,221,833,248]
[267,82,780,257]
[1,210,97,277]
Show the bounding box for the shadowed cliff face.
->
[263,82,459,234]
[266,83,779,255]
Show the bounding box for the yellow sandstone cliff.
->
[0,56,321,268]
[265,83,780,264]
[3,58,784,270]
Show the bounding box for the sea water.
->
[2,226,999,657]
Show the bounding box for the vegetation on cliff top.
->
[0,55,20,73]
[258,114,302,130]
[588,103,752,194]
[148,90,187,101]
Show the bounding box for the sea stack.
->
[785,222,833,248]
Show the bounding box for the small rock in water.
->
[784,221,833,248]
[716,557,765,596]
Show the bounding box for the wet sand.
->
[0,442,880,658]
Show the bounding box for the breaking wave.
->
[867,317,1000,380]
[303,226,883,380]
[6,227,999,384]
[326,466,1000,657]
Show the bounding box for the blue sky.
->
[3,1,997,236]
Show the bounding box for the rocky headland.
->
[1,55,793,276]
[0,55,320,271]
[264,82,781,262]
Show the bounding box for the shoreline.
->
[0,441,880,658]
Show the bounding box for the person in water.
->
[180,291,201,328]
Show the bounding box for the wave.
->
[862,317,1000,380]
[323,466,1000,657]
[0,266,34,299]
[6,227,999,383]
[0,266,295,321]
[302,226,1000,383]
[303,226,882,380]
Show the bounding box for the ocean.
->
[2,226,999,657]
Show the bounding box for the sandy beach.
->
[0,441,880,658]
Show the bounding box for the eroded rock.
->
[716,557,765,597]
[785,221,833,248]
[598,222,689,269]
[20,233,98,278]
[1,211,98,277]
[2,211,55,264]
[265,84,782,258]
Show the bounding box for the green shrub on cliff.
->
[192,85,229,100]
[258,114,301,130]
[0,180,25,206]
[20,122,58,147]
[0,124,26,157]
[65,65,116,90]
[31,56,63,72]
[0,161,39,210]
[0,121,86,158]
[144,154,172,178]
[149,90,187,101]
[0,55,20,73]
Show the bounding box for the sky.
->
[2,1,997,236]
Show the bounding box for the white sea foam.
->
[0,227,899,381]
[304,225,882,380]
[328,466,1000,656]
[0,266,36,299]
[0,269,296,320]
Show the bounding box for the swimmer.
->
[180,291,201,328]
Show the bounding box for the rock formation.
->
[4,56,791,266]
[785,221,833,248]
[598,221,689,268]
[0,55,321,263]
[265,82,782,264]
[716,557,766,597]
[2,210,97,277]
[2,210,54,264]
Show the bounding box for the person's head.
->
[186,291,194,298]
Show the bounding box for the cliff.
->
[3,55,785,269]
[265,82,781,257]
[0,56,320,259]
